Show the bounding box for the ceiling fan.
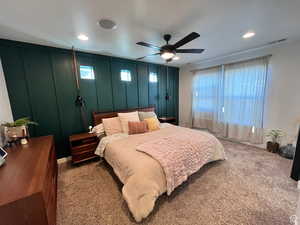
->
[136,32,204,62]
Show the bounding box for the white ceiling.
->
[0,0,300,66]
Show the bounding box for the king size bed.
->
[92,107,226,222]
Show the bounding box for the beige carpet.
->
[57,140,298,225]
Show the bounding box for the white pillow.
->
[118,111,140,133]
[92,123,105,137]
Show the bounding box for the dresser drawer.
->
[43,145,56,203]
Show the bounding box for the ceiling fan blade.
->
[173,32,200,49]
[136,42,161,50]
[136,53,160,60]
[176,49,205,53]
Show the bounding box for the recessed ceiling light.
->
[173,56,180,60]
[243,31,255,39]
[78,34,89,41]
[98,19,117,30]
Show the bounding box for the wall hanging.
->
[72,47,88,131]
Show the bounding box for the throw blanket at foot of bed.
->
[136,128,223,195]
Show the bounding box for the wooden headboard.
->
[92,106,155,126]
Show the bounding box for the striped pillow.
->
[128,121,148,135]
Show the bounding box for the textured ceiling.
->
[0,0,300,66]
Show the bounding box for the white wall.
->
[0,59,13,146]
[179,40,300,145]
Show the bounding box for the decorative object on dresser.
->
[1,117,38,145]
[0,136,57,225]
[265,129,284,153]
[158,116,177,125]
[69,132,100,164]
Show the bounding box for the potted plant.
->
[265,129,284,153]
[1,117,38,143]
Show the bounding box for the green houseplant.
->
[265,129,284,153]
[1,117,38,142]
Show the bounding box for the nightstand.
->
[158,117,177,125]
[69,132,100,164]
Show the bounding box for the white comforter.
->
[95,124,225,222]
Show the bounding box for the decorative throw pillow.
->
[138,111,157,121]
[128,121,148,135]
[144,117,160,131]
[118,111,140,133]
[102,117,123,136]
[91,123,105,137]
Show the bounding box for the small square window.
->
[80,65,95,80]
[149,72,158,83]
[120,69,131,82]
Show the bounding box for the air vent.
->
[98,19,117,30]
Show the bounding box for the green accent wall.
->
[0,39,179,158]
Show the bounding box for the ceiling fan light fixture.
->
[161,51,175,60]
[243,31,255,39]
[77,34,89,41]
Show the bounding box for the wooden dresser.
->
[0,136,57,225]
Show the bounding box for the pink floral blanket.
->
[136,129,221,195]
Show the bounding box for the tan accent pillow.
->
[128,121,148,135]
[102,117,123,136]
[144,117,160,131]
[118,111,140,133]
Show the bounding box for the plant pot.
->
[279,144,296,159]
[4,125,28,142]
[266,141,280,153]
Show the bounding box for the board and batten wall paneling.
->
[167,67,176,118]
[0,39,179,158]
[148,64,159,114]
[111,59,127,110]
[174,68,179,123]
[94,56,114,112]
[137,62,149,108]
[22,46,63,146]
[0,45,32,120]
[77,53,99,127]
[50,49,83,156]
[158,65,167,117]
[124,61,139,109]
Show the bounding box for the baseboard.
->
[57,156,71,164]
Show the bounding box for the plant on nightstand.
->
[265,129,284,153]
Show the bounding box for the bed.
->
[93,107,226,222]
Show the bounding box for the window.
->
[192,57,268,128]
[192,68,221,113]
[80,65,95,80]
[149,72,158,83]
[192,57,269,143]
[120,69,131,82]
[223,59,267,127]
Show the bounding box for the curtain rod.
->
[190,54,272,73]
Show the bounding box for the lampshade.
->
[161,52,175,60]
